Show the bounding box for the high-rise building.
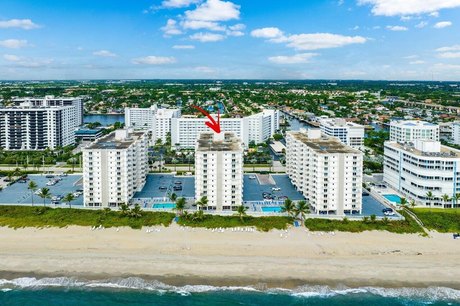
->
[383,140,460,208]
[195,132,244,211]
[0,102,76,150]
[319,118,365,150]
[389,120,439,143]
[82,129,148,208]
[286,129,363,215]
[13,96,83,126]
[452,122,460,145]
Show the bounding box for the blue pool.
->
[383,194,402,204]
[152,203,176,209]
[261,206,282,213]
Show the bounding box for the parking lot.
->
[0,174,84,206]
[133,174,195,199]
[243,174,306,202]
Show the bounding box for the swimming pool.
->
[383,194,402,204]
[261,206,282,213]
[152,203,176,209]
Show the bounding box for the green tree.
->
[400,197,408,208]
[37,187,52,207]
[294,200,310,221]
[63,193,75,209]
[370,214,377,223]
[236,205,247,222]
[196,196,208,210]
[426,191,434,210]
[119,203,130,216]
[410,199,416,209]
[27,180,38,207]
[129,204,143,219]
[281,198,295,217]
[442,194,451,208]
[170,193,177,202]
[272,133,283,141]
[175,197,186,216]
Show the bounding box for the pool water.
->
[261,206,282,213]
[383,194,402,204]
[152,203,176,209]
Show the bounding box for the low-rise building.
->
[384,140,460,208]
[286,129,363,215]
[389,120,439,143]
[82,129,148,208]
[195,132,244,211]
[319,118,365,149]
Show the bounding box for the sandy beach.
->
[0,225,459,289]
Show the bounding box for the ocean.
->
[1,277,459,306]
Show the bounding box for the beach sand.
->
[0,225,459,289]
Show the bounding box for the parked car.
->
[173,186,182,191]
[272,187,281,191]
[174,181,182,185]
[159,186,167,190]
[249,175,256,179]
[45,175,54,178]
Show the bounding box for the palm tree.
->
[129,204,143,218]
[281,198,295,217]
[236,205,247,222]
[294,200,310,221]
[28,180,38,206]
[442,194,451,208]
[170,192,177,202]
[455,193,460,209]
[174,197,186,216]
[426,191,433,210]
[63,193,75,209]
[410,199,416,209]
[37,187,51,206]
[119,203,130,216]
[196,196,208,210]
[400,197,408,208]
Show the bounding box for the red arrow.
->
[191,105,221,133]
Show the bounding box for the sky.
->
[0,0,460,80]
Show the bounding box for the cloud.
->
[358,0,460,16]
[181,20,226,31]
[185,0,240,22]
[250,27,284,38]
[409,60,425,64]
[161,19,182,36]
[93,50,117,57]
[433,21,452,28]
[172,44,195,49]
[386,25,408,31]
[437,52,460,58]
[189,32,225,42]
[132,56,177,65]
[429,11,440,17]
[268,53,318,64]
[0,39,29,49]
[404,54,418,59]
[0,19,40,30]
[415,21,428,28]
[3,54,52,68]
[160,0,201,8]
[194,66,216,73]
[436,45,460,52]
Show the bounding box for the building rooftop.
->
[288,131,360,154]
[84,129,146,150]
[390,120,438,127]
[320,118,364,128]
[386,141,460,158]
[196,132,243,152]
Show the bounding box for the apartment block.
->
[82,129,148,208]
[286,129,363,215]
[195,132,244,211]
[389,120,439,143]
[319,118,365,150]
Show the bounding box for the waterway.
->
[83,114,124,126]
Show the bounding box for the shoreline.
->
[1,225,460,290]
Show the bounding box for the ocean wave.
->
[0,276,459,301]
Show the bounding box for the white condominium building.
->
[195,132,244,211]
[452,122,460,145]
[383,140,460,208]
[125,105,181,143]
[0,103,76,150]
[171,109,279,148]
[389,120,439,143]
[13,95,84,126]
[286,129,363,215]
[82,129,148,208]
[319,118,365,149]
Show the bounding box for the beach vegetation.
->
[410,208,460,233]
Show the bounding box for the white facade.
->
[0,104,76,150]
[195,132,244,211]
[13,95,83,126]
[383,140,460,208]
[171,109,279,148]
[125,105,181,144]
[82,129,148,208]
[452,122,460,145]
[286,129,363,215]
[319,118,365,150]
[389,120,439,143]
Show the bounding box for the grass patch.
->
[410,208,460,233]
[0,206,175,229]
[178,214,293,232]
[304,211,425,235]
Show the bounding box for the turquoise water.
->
[384,194,402,204]
[261,206,282,212]
[152,203,176,209]
[1,277,459,306]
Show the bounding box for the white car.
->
[249,175,256,179]
[272,187,281,191]
[384,211,395,216]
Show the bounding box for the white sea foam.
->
[0,276,459,301]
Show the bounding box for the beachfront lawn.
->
[304,211,426,235]
[178,213,293,232]
[0,206,175,229]
[410,208,460,233]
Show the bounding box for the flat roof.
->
[85,130,146,150]
[386,141,460,158]
[196,132,243,152]
[390,120,438,127]
[288,131,360,154]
